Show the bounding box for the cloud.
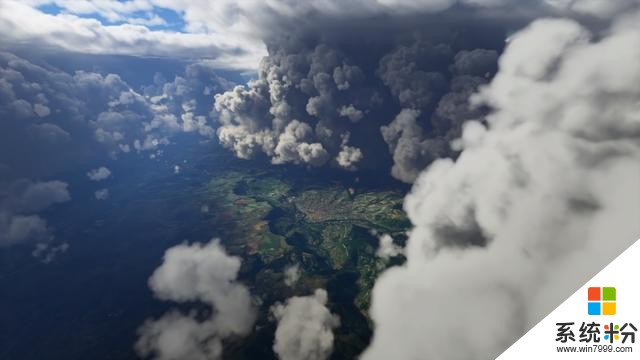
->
[213,19,503,177]
[2,0,638,75]
[8,180,70,213]
[127,15,168,27]
[87,166,111,181]
[26,0,155,22]
[338,104,363,122]
[0,179,70,247]
[271,289,340,360]
[0,1,265,71]
[283,264,301,287]
[94,188,109,200]
[0,50,232,244]
[0,50,195,181]
[144,62,234,138]
[204,0,640,179]
[33,103,51,117]
[210,39,407,172]
[148,0,636,38]
[0,50,224,251]
[32,241,69,263]
[136,239,257,360]
[272,120,329,166]
[137,311,226,360]
[553,0,640,18]
[377,39,500,182]
[336,144,363,171]
[376,234,404,261]
[381,109,446,183]
[0,214,48,247]
[200,0,636,180]
[363,12,640,360]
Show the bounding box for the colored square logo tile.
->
[603,287,616,301]
[603,302,616,315]
[588,302,601,315]
[588,287,601,301]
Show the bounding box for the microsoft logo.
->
[588,287,616,315]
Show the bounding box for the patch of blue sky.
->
[37,4,186,32]
[151,7,186,32]
[37,3,65,15]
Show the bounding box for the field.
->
[202,167,411,358]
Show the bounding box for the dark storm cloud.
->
[212,5,516,181]
[207,3,640,359]
[380,109,447,183]
[210,0,640,181]
[214,43,382,170]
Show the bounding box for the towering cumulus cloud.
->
[213,45,369,170]
[363,12,640,360]
[212,7,508,178]
[207,0,640,182]
[136,239,257,360]
[271,289,340,360]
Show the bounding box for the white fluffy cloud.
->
[376,234,404,261]
[136,239,257,360]
[271,289,340,360]
[363,12,640,360]
[87,166,111,181]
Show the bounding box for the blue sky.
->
[38,3,187,32]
